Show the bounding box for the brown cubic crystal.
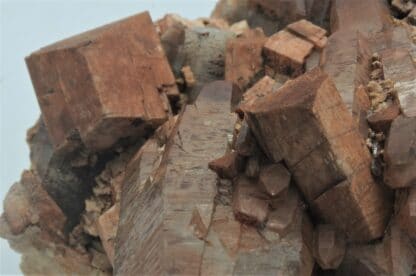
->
[241,68,371,202]
[263,30,314,77]
[286,19,327,49]
[26,12,176,151]
[258,163,291,198]
[232,176,269,225]
[312,168,392,242]
[225,28,266,91]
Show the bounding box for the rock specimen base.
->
[1,1,416,275]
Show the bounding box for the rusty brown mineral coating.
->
[384,115,416,188]
[26,11,176,152]
[115,80,235,275]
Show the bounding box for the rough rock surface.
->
[0,171,111,275]
[179,27,235,101]
[201,196,315,276]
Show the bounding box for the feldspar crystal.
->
[4,0,416,275]
[241,69,391,242]
[115,81,235,275]
[258,163,291,197]
[241,69,369,201]
[287,19,327,49]
[26,12,176,151]
[312,224,346,270]
[321,0,391,110]
[384,116,416,188]
[263,30,314,77]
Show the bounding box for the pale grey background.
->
[0,0,215,274]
